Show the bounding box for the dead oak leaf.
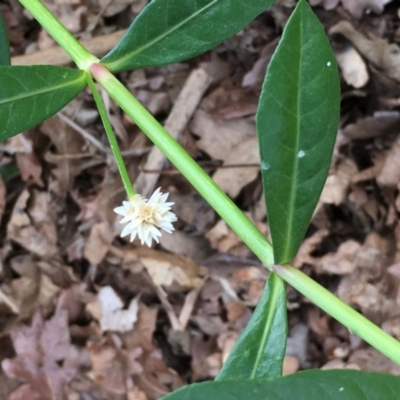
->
[2,309,88,400]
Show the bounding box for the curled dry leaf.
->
[138,248,206,292]
[334,43,369,88]
[329,20,400,86]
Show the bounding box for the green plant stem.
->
[90,63,400,365]
[86,73,135,199]
[20,0,400,366]
[273,264,400,363]
[19,0,98,70]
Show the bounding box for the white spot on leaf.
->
[327,61,332,67]
[297,150,305,158]
[261,161,270,171]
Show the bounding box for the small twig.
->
[57,112,107,154]
[153,285,182,331]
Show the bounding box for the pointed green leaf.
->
[162,370,400,400]
[0,66,86,141]
[101,0,276,72]
[216,273,287,380]
[0,9,10,65]
[256,0,340,264]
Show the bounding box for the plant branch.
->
[90,62,400,365]
[19,0,98,70]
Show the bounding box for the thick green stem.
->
[19,0,98,70]
[86,73,135,199]
[274,264,400,363]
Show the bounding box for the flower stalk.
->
[86,73,135,199]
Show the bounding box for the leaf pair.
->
[0,0,275,142]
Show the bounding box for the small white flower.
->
[114,188,177,247]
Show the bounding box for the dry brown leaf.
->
[99,0,132,17]
[344,112,400,140]
[283,356,300,375]
[84,222,114,265]
[319,158,358,206]
[2,309,87,400]
[15,151,43,187]
[293,229,329,267]
[7,190,59,258]
[216,331,239,364]
[191,110,259,197]
[138,248,206,291]
[376,134,400,187]
[41,115,86,196]
[335,44,369,88]
[356,232,395,279]
[329,20,400,85]
[98,286,138,333]
[88,339,141,395]
[341,0,392,19]
[309,0,340,9]
[315,240,361,275]
[348,347,400,374]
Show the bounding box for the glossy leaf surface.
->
[0,9,10,65]
[101,0,276,72]
[0,66,86,141]
[216,273,287,380]
[256,0,340,264]
[163,370,400,400]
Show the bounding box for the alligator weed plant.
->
[2,0,400,398]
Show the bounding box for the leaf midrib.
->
[105,0,219,70]
[0,73,85,106]
[281,9,303,263]
[250,274,283,379]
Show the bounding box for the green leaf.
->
[162,370,400,400]
[0,8,10,66]
[101,0,276,72]
[0,66,86,141]
[256,0,340,264]
[216,273,287,380]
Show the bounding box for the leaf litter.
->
[2,0,400,398]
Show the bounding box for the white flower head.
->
[114,187,177,247]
